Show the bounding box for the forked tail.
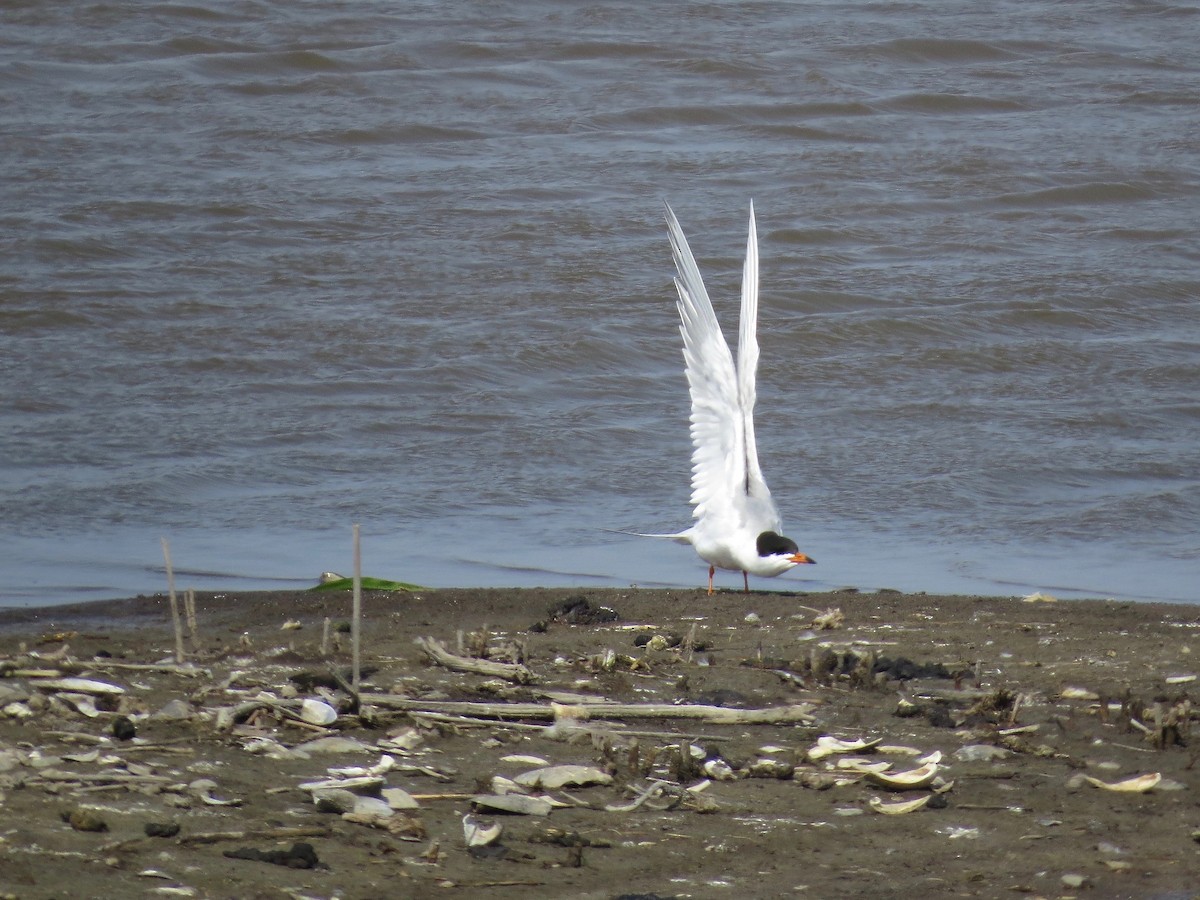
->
[606,528,694,547]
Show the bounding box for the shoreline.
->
[1,587,1198,897]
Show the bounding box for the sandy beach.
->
[1,586,1198,899]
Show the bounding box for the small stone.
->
[153,699,192,721]
[67,808,108,832]
[313,789,358,814]
[112,716,137,740]
[144,822,181,838]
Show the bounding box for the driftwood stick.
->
[406,710,731,742]
[185,587,199,655]
[361,693,813,725]
[33,769,175,785]
[75,660,208,677]
[351,524,362,692]
[179,825,333,847]
[160,537,185,664]
[415,636,536,684]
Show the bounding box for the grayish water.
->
[3,0,1198,607]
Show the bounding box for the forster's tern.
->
[643,202,815,594]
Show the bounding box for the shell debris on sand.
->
[1083,772,1162,793]
[2,587,1200,898]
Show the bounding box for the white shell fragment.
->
[834,758,892,775]
[35,677,126,696]
[866,762,940,791]
[382,787,420,810]
[56,693,100,718]
[500,754,550,766]
[876,745,922,756]
[869,795,932,815]
[1021,591,1058,603]
[1059,686,1100,701]
[1084,772,1162,793]
[471,794,554,816]
[514,764,613,790]
[462,813,503,848]
[298,699,338,726]
[807,736,882,761]
[954,744,1011,763]
[299,775,385,795]
[328,755,395,778]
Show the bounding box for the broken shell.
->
[835,758,892,774]
[1021,591,1057,603]
[299,699,338,726]
[471,794,554,817]
[500,754,550,766]
[1060,686,1100,701]
[869,795,932,815]
[807,736,881,761]
[702,758,736,781]
[745,758,795,779]
[866,762,939,791]
[35,677,125,696]
[312,789,358,814]
[514,764,613,790]
[954,744,1010,763]
[1084,772,1161,793]
[328,755,395,777]
[382,787,420,810]
[188,778,243,806]
[876,745,922,756]
[462,813,503,848]
[378,727,424,752]
[299,775,385,795]
[281,619,303,631]
[491,775,527,795]
[351,796,394,818]
[796,771,840,790]
[56,693,101,718]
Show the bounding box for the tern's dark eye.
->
[756,531,799,557]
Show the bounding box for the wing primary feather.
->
[662,202,744,523]
[738,202,763,496]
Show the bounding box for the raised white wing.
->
[737,202,768,496]
[664,202,774,526]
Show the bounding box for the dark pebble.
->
[224,842,321,869]
[111,716,136,740]
[545,595,619,626]
[144,822,181,838]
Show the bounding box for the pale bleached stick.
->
[405,710,730,742]
[160,537,185,664]
[414,636,535,684]
[184,587,199,655]
[359,694,815,725]
[321,616,331,657]
[351,524,362,692]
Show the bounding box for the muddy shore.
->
[1,586,1198,899]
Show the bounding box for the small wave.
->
[858,37,1023,64]
[993,181,1159,208]
[875,92,1027,114]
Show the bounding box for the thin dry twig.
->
[352,523,362,692]
[362,694,814,725]
[160,537,185,664]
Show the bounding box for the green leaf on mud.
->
[309,577,426,592]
